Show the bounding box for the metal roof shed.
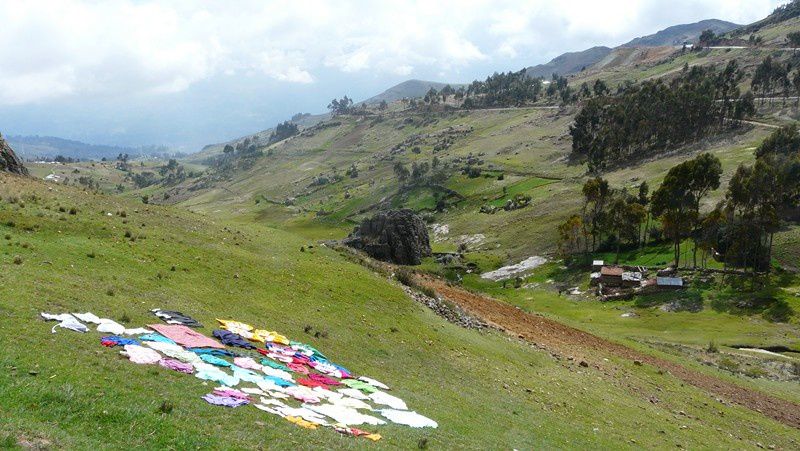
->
[656,276,684,287]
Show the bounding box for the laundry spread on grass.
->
[40,310,437,441]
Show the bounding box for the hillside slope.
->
[361,80,464,105]
[622,19,740,47]
[525,46,612,78]
[2,173,800,449]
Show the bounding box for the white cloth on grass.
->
[311,386,343,401]
[193,362,240,387]
[123,327,152,335]
[369,390,407,410]
[256,379,287,393]
[144,341,202,364]
[120,344,161,364]
[41,312,88,333]
[358,376,390,390]
[304,403,385,426]
[338,388,369,400]
[73,312,102,324]
[276,406,329,425]
[97,319,125,335]
[231,366,265,385]
[379,409,437,428]
[240,387,266,396]
[331,395,372,410]
[261,366,293,382]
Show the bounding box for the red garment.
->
[287,362,309,374]
[101,340,116,347]
[291,355,311,365]
[297,378,329,390]
[257,348,268,356]
[308,373,341,386]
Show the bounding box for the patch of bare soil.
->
[417,275,800,429]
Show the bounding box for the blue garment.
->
[100,336,139,347]
[290,341,326,359]
[212,329,255,349]
[200,354,231,367]
[195,366,239,387]
[138,333,176,344]
[189,348,237,357]
[264,375,295,387]
[231,365,266,384]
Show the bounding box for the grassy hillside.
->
[5,173,800,448]
[156,11,800,268]
[5,173,800,449]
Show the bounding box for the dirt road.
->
[417,275,800,430]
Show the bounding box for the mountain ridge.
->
[361,79,465,105]
[524,19,741,79]
[621,18,740,47]
[7,135,169,160]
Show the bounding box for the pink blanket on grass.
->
[148,324,225,349]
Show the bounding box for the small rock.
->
[579,361,589,368]
[633,360,643,366]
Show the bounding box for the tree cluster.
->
[459,70,566,108]
[327,96,354,115]
[712,126,800,273]
[269,121,299,144]
[558,177,648,262]
[751,56,800,103]
[570,62,755,172]
[559,154,723,267]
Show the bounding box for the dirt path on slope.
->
[416,275,800,429]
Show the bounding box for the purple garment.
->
[213,387,250,400]
[202,393,250,407]
[159,358,194,374]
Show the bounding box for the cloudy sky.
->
[0,0,784,150]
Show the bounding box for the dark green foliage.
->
[327,96,354,115]
[395,268,414,286]
[755,124,800,158]
[157,400,174,415]
[651,153,721,267]
[462,70,547,108]
[708,126,800,273]
[571,64,750,172]
[269,121,299,144]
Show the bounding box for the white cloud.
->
[0,0,785,105]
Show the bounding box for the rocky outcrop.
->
[0,134,28,175]
[344,209,431,265]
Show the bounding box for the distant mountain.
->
[523,19,740,79]
[7,135,167,160]
[525,46,612,79]
[621,19,740,47]
[361,79,465,105]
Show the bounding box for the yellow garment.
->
[216,319,254,339]
[252,329,290,345]
[286,416,318,430]
[365,434,382,442]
